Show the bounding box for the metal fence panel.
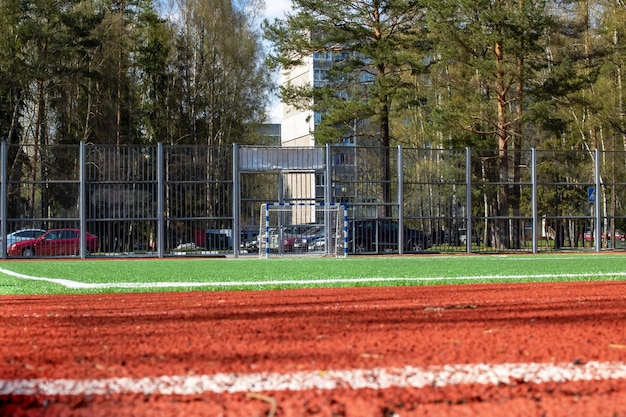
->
[535,149,596,251]
[86,144,158,254]
[2,144,83,256]
[3,142,626,258]
[469,148,535,252]
[403,148,468,252]
[164,145,233,254]
[597,150,626,249]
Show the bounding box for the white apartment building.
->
[277,51,336,213]
[280,50,351,146]
[279,54,316,147]
[278,49,369,213]
[280,49,371,147]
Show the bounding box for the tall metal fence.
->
[0,142,621,258]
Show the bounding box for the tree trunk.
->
[380,102,392,218]
[495,39,510,249]
[511,55,524,249]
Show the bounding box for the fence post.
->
[79,141,87,259]
[325,143,332,205]
[233,144,240,258]
[594,149,601,252]
[397,146,404,254]
[531,148,538,254]
[325,144,332,255]
[465,148,472,254]
[1,142,6,259]
[157,143,165,258]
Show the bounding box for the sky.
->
[264,0,292,22]
[263,0,292,123]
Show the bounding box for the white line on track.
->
[1,266,626,289]
[2,361,626,396]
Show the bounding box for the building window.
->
[314,51,332,61]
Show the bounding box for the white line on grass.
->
[1,266,626,289]
[1,361,626,397]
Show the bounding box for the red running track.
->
[2,281,626,416]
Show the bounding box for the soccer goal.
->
[259,202,348,258]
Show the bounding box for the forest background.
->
[1,0,624,153]
[1,0,625,251]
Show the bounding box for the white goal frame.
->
[259,202,348,258]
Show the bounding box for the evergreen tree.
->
[425,0,565,248]
[0,0,25,145]
[264,0,431,215]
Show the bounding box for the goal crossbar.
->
[259,202,348,258]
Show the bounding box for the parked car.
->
[292,226,324,251]
[306,230,347,253]
[1,228,46,251]
[240,229,259,251]
[268,225,321,252]
[7,228,99,257]
[602,230,625,241]
[307,235,326,252]
[348,219,430,253]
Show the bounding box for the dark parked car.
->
[267,225,322,252]
[7,228,99,257]
[240,229,260,251]
[292,226,324,252]
[348,219,430,253]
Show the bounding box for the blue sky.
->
[263,0,291,123]
[265,0,291,22]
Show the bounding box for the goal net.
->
[259,203,348,258]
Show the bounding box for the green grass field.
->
[1,253,625,295]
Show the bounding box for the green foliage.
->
[0,0,271,146]
[0,0,272,222]
[0,0,24,144]
[264,0,431,146]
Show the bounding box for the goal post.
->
[259,202,348,258]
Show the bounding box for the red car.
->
[584,230,626,242]
[602,230,625,241]
[7,228,99,257]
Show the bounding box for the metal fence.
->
[0,142,621,258]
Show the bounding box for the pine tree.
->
[264,0,431,215]
[425,0,563,248]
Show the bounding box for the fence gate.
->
[235,146,327,256]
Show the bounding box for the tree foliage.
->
[264,0,431,147]
[0,0,272,147]
[265,0,431,216]
[0,0,272,223]
[264,0,626,247]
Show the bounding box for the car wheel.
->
[354,240,367,253]
[408,241,424,252]
[22,248,35,257]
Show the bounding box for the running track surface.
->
[2,281,626,416]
